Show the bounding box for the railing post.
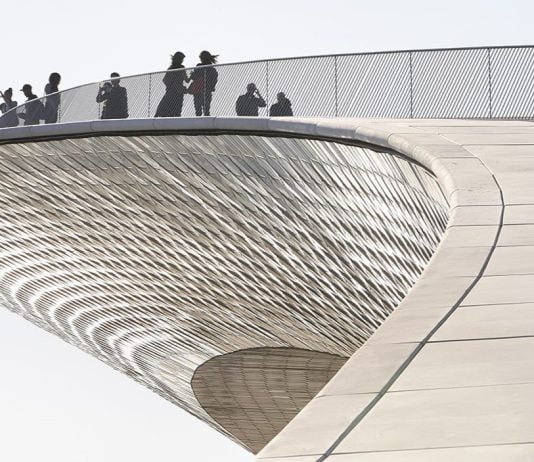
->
[487,48,493,118]
[58,94,62,123]
[266,60,270,117]
[148,73,152,118]
[409,51,414,118]
[204,67,208,116]
[97,84,101,119]
[334,55,339,117]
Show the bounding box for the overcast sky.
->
[1,1,534,461]
[3,0,534,94]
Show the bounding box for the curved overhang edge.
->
[254,120,507,460]
[0,117,458,189]
[0,116,513,459]
[0,116,496,207]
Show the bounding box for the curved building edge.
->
[1,117,533,460]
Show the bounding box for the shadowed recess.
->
[192,348,348,453]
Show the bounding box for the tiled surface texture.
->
[0,125,448,453]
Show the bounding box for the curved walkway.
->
[255,119,534,461]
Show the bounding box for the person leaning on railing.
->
[96,72,129,119]
[188,50,218,116]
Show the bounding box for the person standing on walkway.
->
[235,83,266,116]
[155,52,189,117]
[0,88,19,127]
[44,72,61,124]
[189,50,218,116]
[18,84,44,125]
[96,72,128,119]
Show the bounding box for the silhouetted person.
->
[96,72,128,119]
[189,51,218,116]
[269,92,293,117]
[236,83,266,116]
[18,84,44,126]
[155,52,190,117]
[0,88,19,127]
[44,72,61,124]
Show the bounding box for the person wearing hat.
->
[0,88,19,127]
[18,84,44,126]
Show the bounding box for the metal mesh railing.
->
[1,45,534,128]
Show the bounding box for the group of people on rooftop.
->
[235,83,293,117]
[155,50,219,117]
[97,51,294,120]
[0,73,61,127]
[154,50,293,118]
[0,51,294,127]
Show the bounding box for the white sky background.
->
[2,0,534,93]
[0,0,533,461]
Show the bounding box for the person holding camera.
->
[96,72,128,119]
[235,83,266,116]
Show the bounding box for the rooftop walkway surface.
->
[1,117,533,461]
[251,119,534,462]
